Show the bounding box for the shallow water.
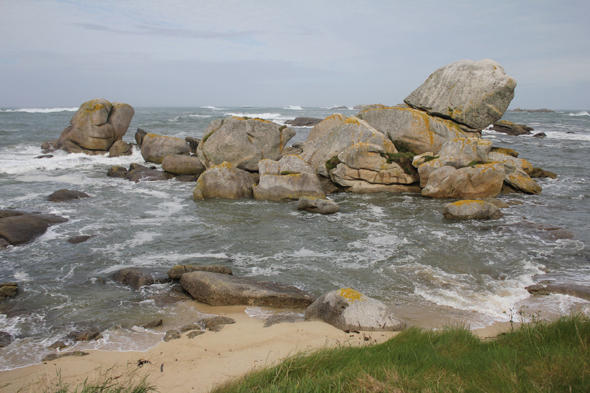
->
[0,106,589,370]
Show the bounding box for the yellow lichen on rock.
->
[450,200,486,207]
[337,288,365,302]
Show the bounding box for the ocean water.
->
[0,105,589,370]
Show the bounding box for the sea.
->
[0,105,589,371]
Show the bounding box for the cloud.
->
[76,23,261,41]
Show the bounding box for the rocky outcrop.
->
[357,106,477,154]
[193,162,256,200]
[297,196,339,214]
[422,162,505,199]
[167,265,233,280]
[0,283,18,301]
[504,169,542,194]
[526,283,590,301]
[285,117,323,127]
[253,156,325,201]
[140,133,190,164]
[304,288,406,331]
[108,140,133,157]
[113,268,171,290]
[0,211,68,246]
[47,189,90,202]
[529,167,557,179]
[404,59,516,129]
[417,138,493,187]
[57,99,134,154]
[328,143,420,193]
[161,155,206,176]
[180,271,316,308]
[491,120,533,136]
[197,116,296,171]
[442,200,504,220]
[301,116,397,177]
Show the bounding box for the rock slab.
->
[443,200,504,220]
[180,271,316,308]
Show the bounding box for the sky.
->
[1,0,589,109]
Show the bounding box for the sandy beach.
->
[0,300,512,393]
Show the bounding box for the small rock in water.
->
[113,268,171,290]
[297,196,339,214]
[0,331,13,347]
[163,330,181,342]
[48,340,68,350]
[443,200,503,220]
[47,189,90,202]
[0,283,18,301]
[35,154,54,159]
[67,327,101,341]
[68,235,91,244]
[0,239,11,249]
[533,132,547,138]
[141,319,163,329]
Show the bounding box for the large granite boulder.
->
[404,59,517,129]
[193,162,256,200]
[108,140,133,157]
[443,200,504,220]
[305,288,406,331]
[300,116,397,177]
[162,155,206,176]
[417,137,493,187]
[488,152,533,175]
[422,162,505,199]
[357,106,477,154]
[253,155,325,201]
[57,99,134,154]
[113,268,171,290]
[180,271,316,308]
[504,169,542,194]
[197,116,296,171]
[140,133,190,164]
[329,143,420,193]
[307,113,347,142]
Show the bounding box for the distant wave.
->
[226,112,290,120]
[201,106,224,110]
[284,105,303,110]
[188,114,212,118]
[569,111,590,117]
[0,107,78,113]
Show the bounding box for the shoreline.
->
[0,302,515,393]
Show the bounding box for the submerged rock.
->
[0,283,18,301]
[404,59,516,129]
[67,235,91,244]
[193,162,255,200]
[305,288,406,331]
[47,189,90,202]
[180,271,316,308]
[113,268,171,290]
[197,116,295,171]
[57,99,134,154]
[443,200,504,220]
[297,196,339,214]
[167,264,233,280]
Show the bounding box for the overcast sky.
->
[1,0,588,109]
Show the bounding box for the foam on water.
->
[224,112,295,122]
[284,105,303,110]
[0,107,78,113]
[569,111,589,116]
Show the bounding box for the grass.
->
[214,314,590,393]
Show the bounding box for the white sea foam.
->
[224,112,295,122]
[569,111,589,116]
[13,271,31,281]
[0,107,78,113]
[284,105,303,110]
[201,106,224,110]
[188,114,212,118]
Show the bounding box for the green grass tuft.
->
[391,140,414,153]
[325,156,341,172]
[214,315,590,393]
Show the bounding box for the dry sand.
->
[0,302,513,393]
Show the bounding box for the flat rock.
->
[167,264,232,280]
[162,155,206,176]
[67,327,101,342]
[68,235,91,244]
[48,189,90,202]
[113,268,171,290]
[404,59,516,129]
[443,200,504,220]
[285,117,323,127]
[305,288,406,331]
[180,271,316,308]
[422,163,505,199]
[141,319,163,329]
[491,120,533,136]
[0,215,50,246]
[527,284,590,301]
